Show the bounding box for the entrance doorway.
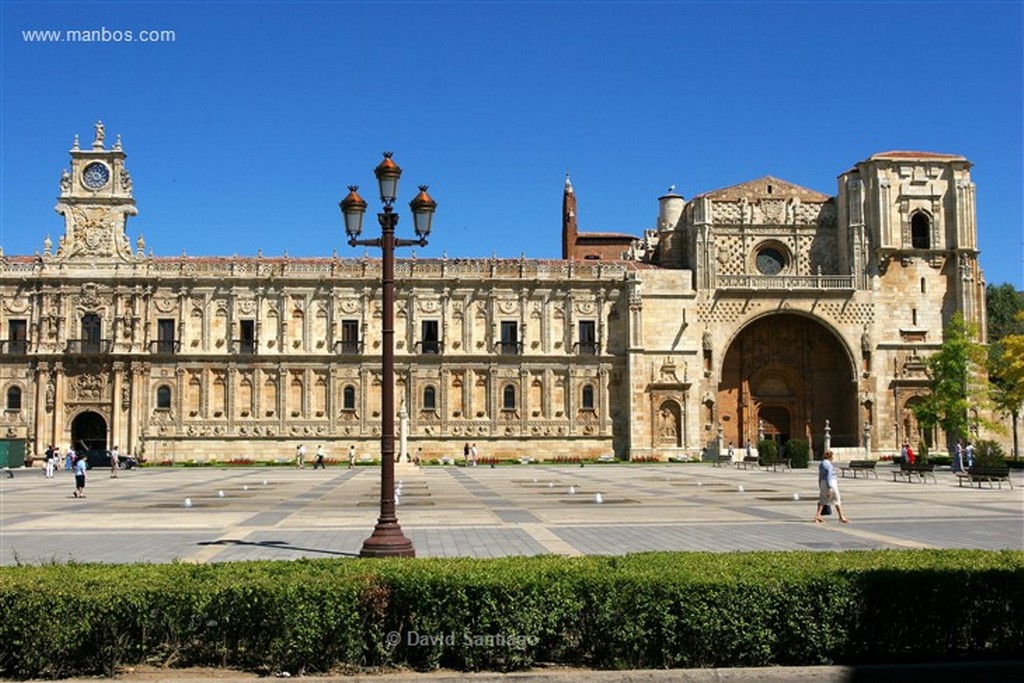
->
[71,411,107,453]
[719,313,856,455]
[758,406,791,444]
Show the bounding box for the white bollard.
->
[183,498,193,508]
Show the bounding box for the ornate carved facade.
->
[0,126,990,461]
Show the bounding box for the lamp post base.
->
[359,521,416,558]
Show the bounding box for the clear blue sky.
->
[2,1,1022,287]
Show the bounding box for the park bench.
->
[713,454,733,467]
[735,455,760,470]
[891,462,937,484]
[840,460,878,479]
[760,458,791,472]
[956,466,1014,490]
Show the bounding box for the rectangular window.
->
[7,320,27,355]
[339,319,359,354]
[156,319,176,354]
[578,320,597,355]
[500,321,519,355]
[82,314,102,353]
[421,320,439,354]
[239,319,256,354]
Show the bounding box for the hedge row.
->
[1,550,1021,679]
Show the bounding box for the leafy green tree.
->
[912,312,992,452]
[990,313,1024,460]
[985,285,1024,460]
[985,283,1024,351]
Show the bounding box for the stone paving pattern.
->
[1,462,1021,565]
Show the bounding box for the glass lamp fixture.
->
[339,185,367,239]
[410,185,437,238]
[374,151,402,204]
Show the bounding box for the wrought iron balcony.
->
[65,339,112,354]
[497,341,522,356]
[334,340,362,355]
[418,340,442,355]
[149,339,181,355]
[230,339,258,355]
[0,340,28,355]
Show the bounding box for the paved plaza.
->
[1,462,1021,565]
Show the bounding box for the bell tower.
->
[52,121,138,262]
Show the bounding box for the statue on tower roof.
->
[93,120,105,149]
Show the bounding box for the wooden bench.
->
[957,466,1014,489]
[713,454,733,467]
[760,458,791,472]
[891,462,937,484]
[735,455,760,470]
[840,460,878,479]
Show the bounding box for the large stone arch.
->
[70,410,108,453]
[718,313,857,455]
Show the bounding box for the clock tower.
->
[52,121,138,262]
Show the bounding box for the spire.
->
[562,171,578,259]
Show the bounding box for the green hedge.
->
[1,550,1022,678]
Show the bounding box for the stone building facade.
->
[0,124,989,463]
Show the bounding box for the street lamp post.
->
[340,152,436,558]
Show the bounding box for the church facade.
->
[0,124,988,463]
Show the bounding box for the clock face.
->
[756,248,786,275]
[82,162,110,190]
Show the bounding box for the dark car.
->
[83,449,137,470]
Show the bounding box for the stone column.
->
[111,361,124,449]
[399,398,409,462]
[52,362,65,448]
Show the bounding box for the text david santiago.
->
[399,631,538,649]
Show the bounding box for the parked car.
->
[83,449,138,470]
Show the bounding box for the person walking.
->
[965,441,975,468]
[314,445,326,470]
[470,443,478,467]
[64,445,75,471]
[463,443,470,466]
[73,453,87,498]
[44,445,55,479]
[347,445,355,470]
[295,444,306,469]
[814,450,849,523]
[110,444,120,478]
[952,439,966,473]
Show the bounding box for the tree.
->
[912,312,992,453]
[990,313,1024,460]
[985,283,1024,349]
[986,284,1024,461]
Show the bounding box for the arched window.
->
[342,385,356,411]
[911,213,931,249]
[423,386,436,411]
[582,384,595,410]
[6,386,21,411]
[156,385,172,410]
[503,385,516,410]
